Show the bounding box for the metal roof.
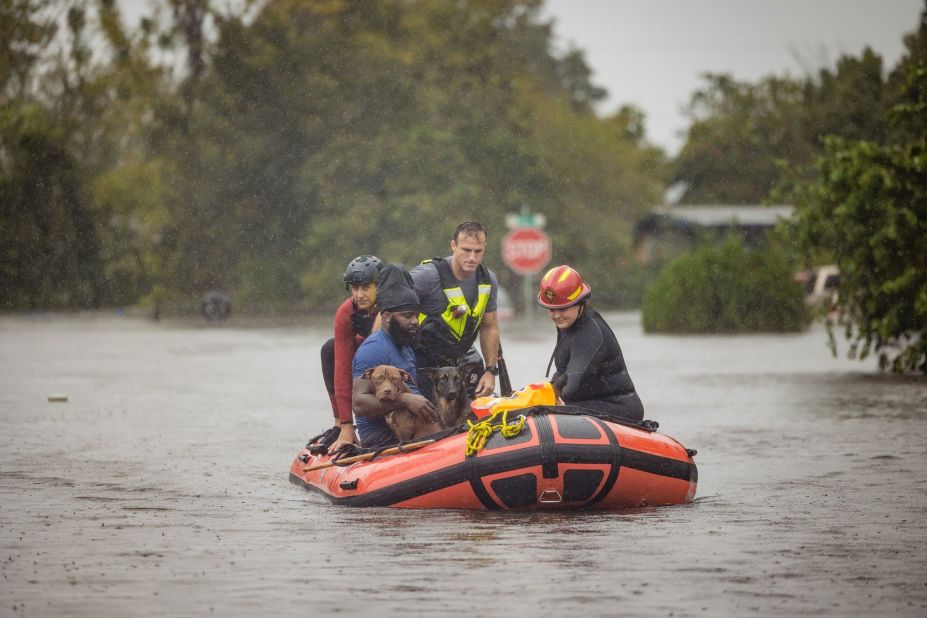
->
[651,205,795,227]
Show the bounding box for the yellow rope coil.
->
[465,409,527,457]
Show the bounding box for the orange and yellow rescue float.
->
[289,382,697,510]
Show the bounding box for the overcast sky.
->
[541,0,924,155]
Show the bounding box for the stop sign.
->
[502,228,552,275]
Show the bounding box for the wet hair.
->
[453,221,487,243]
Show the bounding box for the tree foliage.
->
[0,2,106,308]
[641,238,808,334]
[662,4,926,372]
[1,0,664,312]
[784,8,927,372]
[0,104,103,307]
[673,50,888,204]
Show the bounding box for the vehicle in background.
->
[796,265,839,311]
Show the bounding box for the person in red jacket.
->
[320,255,383,449]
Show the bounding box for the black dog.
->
[419,362,482,428]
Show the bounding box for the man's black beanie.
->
[377,264,421,313]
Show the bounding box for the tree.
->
[0,0,55,101]
[785,7,927,372]
[0,2,107,308]
[641,238,808,334]
[672,74,807,204]
[672,51,888,204]
[2,0,668,312]
[0,104,104,308]
[138,0,665,309]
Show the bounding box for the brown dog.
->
[361,365,418,441]
[419,362,482,428]
[363,364,411,402]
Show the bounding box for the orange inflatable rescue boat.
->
[289,383,697,510]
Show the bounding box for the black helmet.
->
[343,255,383,287]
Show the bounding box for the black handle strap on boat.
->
[305,427,332,448]
[525,405,660,433]
[497,343,513,396]
[307,425,342,455]
[328,442,363,465]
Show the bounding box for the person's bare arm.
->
[397,392,437,423]
[352,377,390,418]
[352,377,437,422]
[332,422,357,449]
[476,311,500,397]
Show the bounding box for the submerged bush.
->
[642,239,809,333]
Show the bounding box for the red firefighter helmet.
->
[537,265,591,309]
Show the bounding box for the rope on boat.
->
[465,409,526,457]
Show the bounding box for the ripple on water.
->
[2,314,927,617]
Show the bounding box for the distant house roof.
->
[651,204,795,227]
[633,204,795,264]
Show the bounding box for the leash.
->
[465,409,527,457]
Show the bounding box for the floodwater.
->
[1,311,925,617]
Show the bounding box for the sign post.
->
[502,209,551,327]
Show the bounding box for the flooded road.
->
[1,312,925,617]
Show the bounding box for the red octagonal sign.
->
[502,228,552,275]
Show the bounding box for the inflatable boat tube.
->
[289,383,697,510]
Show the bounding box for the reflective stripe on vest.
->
[425,282,492,340]
[418,258,492,351]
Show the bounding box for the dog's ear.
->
[399,369,413,384]
[361,367,375,379]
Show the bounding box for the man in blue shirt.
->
[352,265,438,447]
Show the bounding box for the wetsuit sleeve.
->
[560,316,609,402]
[332,298,357,423]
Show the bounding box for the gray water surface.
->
[1,313,925,617]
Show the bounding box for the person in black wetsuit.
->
[537,265,644,422]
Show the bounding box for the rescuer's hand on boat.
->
[331,422,357,450]
[474,372,495,398]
